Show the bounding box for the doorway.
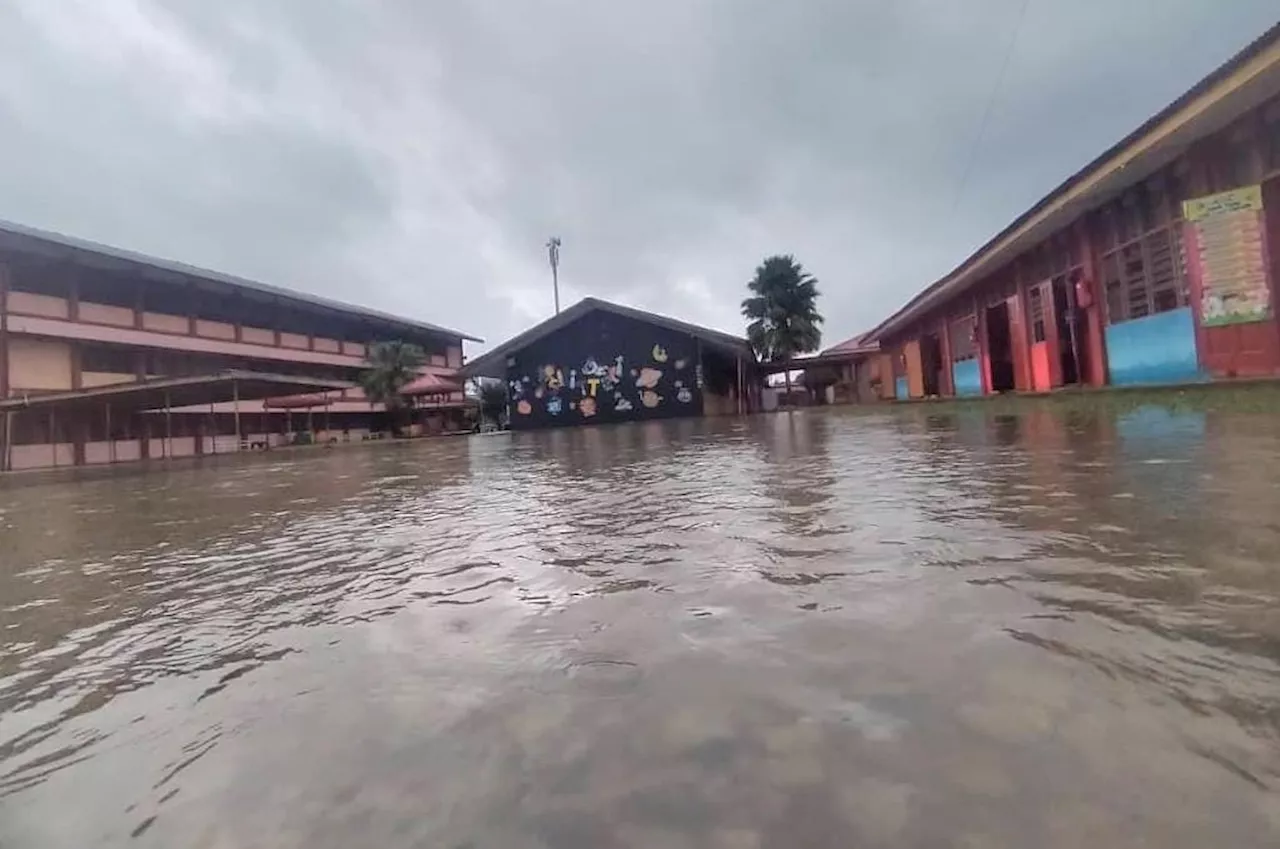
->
[985,302,1015,392]
[1052,277,1082,385]
[920,333,943,397]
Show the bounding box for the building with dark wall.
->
[862,23,1280,398]
[461,298,756,429]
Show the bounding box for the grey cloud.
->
[0,0,1277,352]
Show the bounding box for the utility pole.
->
[546,236,562,314]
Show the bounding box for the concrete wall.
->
[195,319,236,340]
[142,311,189,334]
[1104,307,1203,386]
[7,292,69,319]
[78,301,134,327]
[952,360,982,396]
[8,338,73,391]
[241,326,276,346]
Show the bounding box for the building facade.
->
[0,222,478,471]
[865,24,1280,399]
[462,298,756,429]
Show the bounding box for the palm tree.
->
[741,255,823,406]
[360,340,426,434]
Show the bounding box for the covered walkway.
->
[0,370,353,471]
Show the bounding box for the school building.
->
[0,220,479,471]
[461,298,757,429]
[863,23,1280,399]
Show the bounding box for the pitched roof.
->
[864,21,1280,342]
[460,297,754,378]
[821,332,878,355]
[0,218,482,343]
[401,371,463,396]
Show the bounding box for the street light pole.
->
[547,236,561,314]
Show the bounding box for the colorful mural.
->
[505,309,705,429]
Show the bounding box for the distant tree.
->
[470,378,508,426]
[741,254,823,405]
[360,341,426,433]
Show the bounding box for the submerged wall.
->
[1104,307,1203,386]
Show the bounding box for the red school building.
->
[865,24,1280,400]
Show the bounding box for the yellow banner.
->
[1182,185,1264,222]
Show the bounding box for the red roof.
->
[821,333,876,355]
[262,392,336,409]
[401,372,462,396]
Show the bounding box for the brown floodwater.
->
[1,404,1279,847]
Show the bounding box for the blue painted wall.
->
[1104,307,1204,386]
[952,360,983,396]
[894,376,909,400]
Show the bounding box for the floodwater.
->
[2,404,1279,848]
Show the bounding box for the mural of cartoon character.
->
[651,344,669,363]
[614,394,634,412]
[542,364,565,390]
[640,390,661,408]
[546,396,563,415]
[636,367,662,389]
[516,399,533,415]
[677,387,692,403]
[580,396,598,417]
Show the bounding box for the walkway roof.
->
[864,22,1280,343]
[0,371,354,415]
[461,297,755,378]
[0,219,482,343]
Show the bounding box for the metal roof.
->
[0,218,482,343]
[461,297,755,378]
[0,371,354,415]
[864,21,1280,343]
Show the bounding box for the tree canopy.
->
[741,254,823,363]
[359,340,427,410]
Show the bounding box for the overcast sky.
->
[0,1,1276,352]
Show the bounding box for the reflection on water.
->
[2,405,1280,847]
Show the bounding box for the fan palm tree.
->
[741,255,823,406]
[360,340,426,434]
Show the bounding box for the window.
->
[1097,171,1188,325]
[949,315,978,361]
[1028,285,1047,343]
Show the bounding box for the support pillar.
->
[1,411,11,473]
[736,357,744,415]
[164,390,172,460]
[0,261,10,402]
[1077,221,1109,387]
[49,408,57,468]
[939,317,955,397]
[233,380,242,450]
[106,404,115,464]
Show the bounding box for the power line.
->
[950,0,1033,214]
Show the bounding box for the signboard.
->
[1182,186,1272,327]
